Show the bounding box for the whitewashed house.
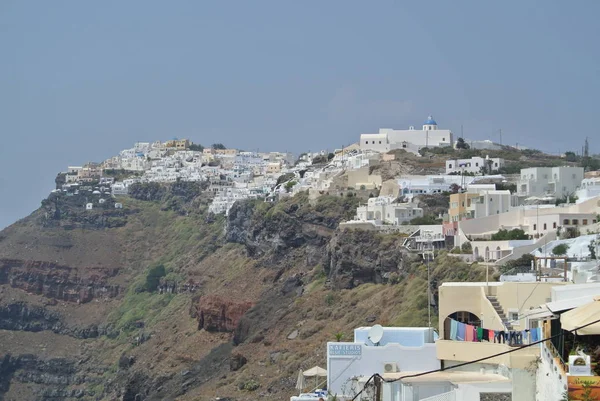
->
[360,116,453,155]
[446,156,504,175]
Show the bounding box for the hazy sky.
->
[1,1,599,229]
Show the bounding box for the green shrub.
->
[243,379,260,391]
[145,264,166,292]
[461,242,472,253]
[491,228,528,241]
[552,244,569,256]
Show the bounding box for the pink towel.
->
[488,330,495,342]
[465,325,474,341]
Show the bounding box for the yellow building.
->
[164,139,190,149]
[437,281,565,369]
[448,192,479,222]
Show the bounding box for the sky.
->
[1,1,599,229]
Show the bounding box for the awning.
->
[302,366,327,377]
[561,297,600,335]
[547,294,599,313]
[383,371,510,384]
[523,305,557,321]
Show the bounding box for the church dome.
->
[424,115,437,125]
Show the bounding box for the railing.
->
[419,390,456,401]
[545,339,568,375]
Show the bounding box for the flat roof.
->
[382,371,510,384]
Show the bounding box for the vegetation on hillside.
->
[491,228,529,241]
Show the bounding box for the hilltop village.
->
[56,116,600,265]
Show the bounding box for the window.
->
[372,141,375,144]
[508,310,520,325]
[563,219,570,225]
[572,219,579,225]
[543,223,547,230]
[495,163,498,167]
[490,197,493,202]
[553,222,557,229]
[476,163,479,167]
[365,141,368,144]
[379,141,381,144]
[449,164,453,169]
[442,138,445,141]
[583,219,588,225]
[533,224,537,231]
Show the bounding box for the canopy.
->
[302,366,327,377]
[295,370,306,390]
[561,297,600,335]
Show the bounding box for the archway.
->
[473,247,479,259]
[485,246,490,262]
[443,311,482,340]
[496,246,502,261]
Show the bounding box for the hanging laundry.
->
[465,324,474,341]
[457,322,466,341]
[488,329,495,342]
[471,326,478,342]
[477,327,484,341]
[450,319,458,340]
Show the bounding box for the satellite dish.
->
[368,324,384,345]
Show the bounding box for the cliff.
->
[0,186,485,401]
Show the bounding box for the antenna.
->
[368,324,384,346]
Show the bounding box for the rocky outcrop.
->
[0,302,115,339]
[190,295,253,333]
[326,229,408,289]
[0,258,120,303]
[225,197,341,264]
[0,354,102,400]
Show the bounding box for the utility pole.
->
[423,236,435,328]
[374,375,382,401]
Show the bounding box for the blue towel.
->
[530,327,540,342]
[450,319,458,340]
[457,322,466,341]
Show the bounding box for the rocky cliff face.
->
[326,229,409,289]
[0,258,120,303]
[226,194,359,266]
[190,295,253,332]
[0,302,115,338]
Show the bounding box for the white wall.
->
[536,343,567,401]
[455,382,513,401]
[327,342,439,398]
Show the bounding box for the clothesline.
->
[448,318,542,345]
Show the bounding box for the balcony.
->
[436,339,540,369]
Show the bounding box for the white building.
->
[327,327,439,399]
[470,189,520,219]
[398,175,476,199]
[360,116,453,155]
[518,166,584,198]
[446,156,504,175]
[576,177,600,202]
[355,197,423,225]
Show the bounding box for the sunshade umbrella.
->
[561,297,600,335]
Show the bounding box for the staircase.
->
[486,296,513,330]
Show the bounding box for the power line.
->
[350,315,600,400]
